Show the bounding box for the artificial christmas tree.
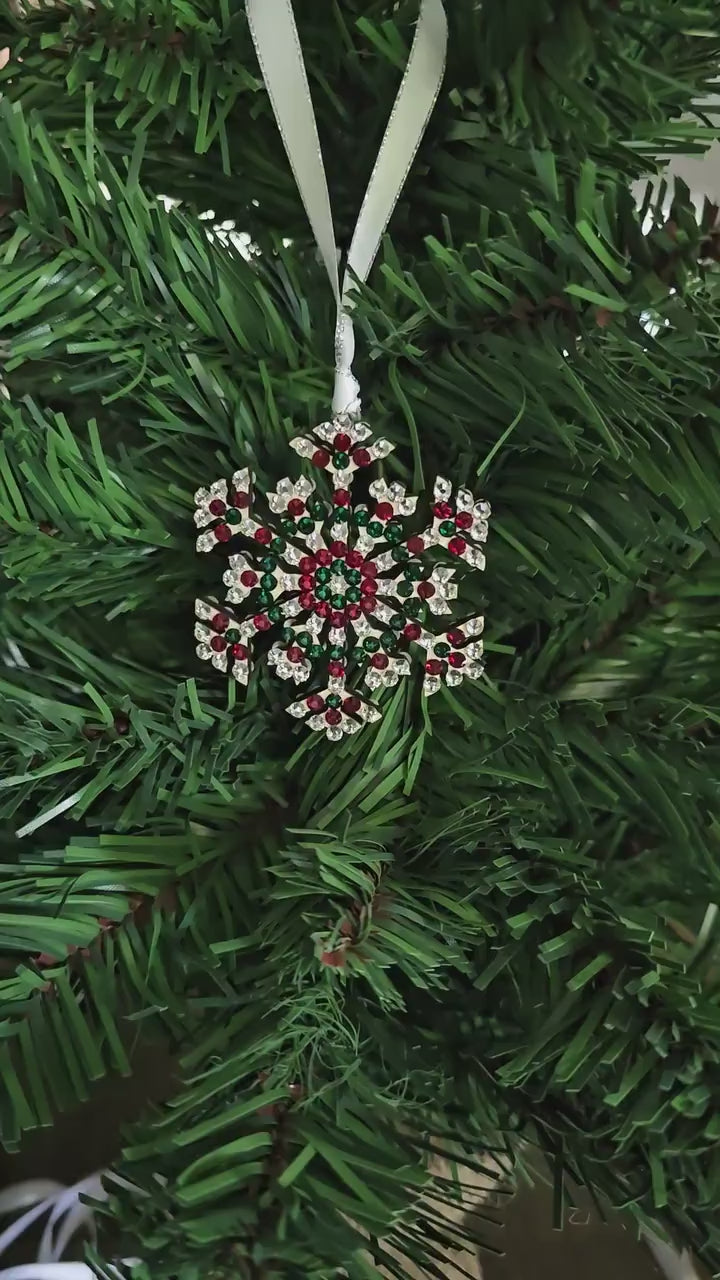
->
[0,1,720,1277]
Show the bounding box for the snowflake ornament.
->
[194,416,490,740]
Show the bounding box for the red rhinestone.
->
[208,498,226,516]
[287,498,305,517]
[404,623,422,641]
[325,708,343,726]
[211,613,228,631]
[455,511,473,530]
[307,694,325,712]
[230,490,250,509]
[371,653,389,670]
[334,432,352,452]
[346,603,361,620]
[316,548,333,567]
[375,502,394,521]
[315,601,330,617]
[417,581,435,600]
[346,549,364,569]
[299,574,315,592]
[407,535,425,554]
[328,661,345,678]
[254,528,272,545]
[361,559,378,578]
[447,629,465,647]
[448,537,467,557]
[360,597,377,615]
[425,658,443,675]
[353,448,372,468]
[330,610,346,628]
[312,448,331,468]
[361,578,378,595]
[448,651,466,668]
[215,524,231,543]
[210,635,226,652]
[299,593,315,610]
[299,556,316,574]
[253,614,271,631]
[330,540,347,557]
[433,501,453,519]
[231,643,249,660]
[333,488,351,506]
[344,696,362,714]
[240,569,258,588]
[287,646,304,664]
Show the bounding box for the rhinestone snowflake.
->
[194,416,490,740]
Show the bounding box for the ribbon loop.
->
[245,0,447,415]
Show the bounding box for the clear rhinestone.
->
[243,518,260,537]
[276,661,293,679]
[196,643,212,661]
[393,657,411,676]
[465,616,485,637]
[288,701,307,718]
[326,725,343,742]
[446,669,464,687]
[473,521,489,544]
[352,421,372,441]
[296,476,315,498]
[231,469,250,491]
[307,615,323,635]
[194,622,210,642]
[282,599,301,617]
[306,531,322,551]
[328,676,344,693]
[344,719,361,735]
[196,533,217,553]
[355,534,373,555]
[194,486,211,506]
[290,436,315,457]
[211,651,228,671]
[374,603,393,623]
[284,545,304,566]
[193,508,210,527]
[374,553,394,571]
[315,422,336,443]
[329,628,345,646]
[424,675,442,696]
[466,642,484,660]
[334,470,353,487]
[365,670,382,690]
[372,439,394,459]
[465,661,485,679]
[267,494,285,514]
[383,670,399,687]
[352,617,370,638]
[466,548,486,570]
[331,524,346,540]
[434,476,451,500]
[457,488,473,510]
[308,714,325,731]
[195,600,216,621]
[239,622,256,638]
[475,500,491,519]
[232,666,249,686]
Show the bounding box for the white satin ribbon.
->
[0,1176,138,1280]
[245,0,447,416]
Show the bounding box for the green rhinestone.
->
[346,587,361,604]
[380,631,398,651]
[435,642,451,657]
[309,643,324,659]
[331,593,346,610]
[331,559,345,575]
[333,451,350,469]
[330,646,345,660]
[282,626,295,643]
[281,518,296,536]
[260,573,275,590]
[332,508,349,523]
[298,516,314,534]
[225,508,242,526]
[309,500,326,519]
[385,523,404,543]
[257,590,272,607]
[396,580,413,598]
[297,631,312,649]
[405,562,425,581]
[271,537,286,553]
[344,567,361,585]
[226,628,241,644]
[439,520,456,537]
[354,508,370,527]
[268,606,283,623]
[326,693,342,709]
[316,585,331,602]
[367,521,383,538]
[261,555,278,571]
[363,636,380,653]
[391,546,410,563]
[405,599,423,617]
[316,567,331,584]
[390,613,405,630]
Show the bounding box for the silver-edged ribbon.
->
[245,0,448,416]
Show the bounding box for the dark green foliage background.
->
[1,1,720,1276]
